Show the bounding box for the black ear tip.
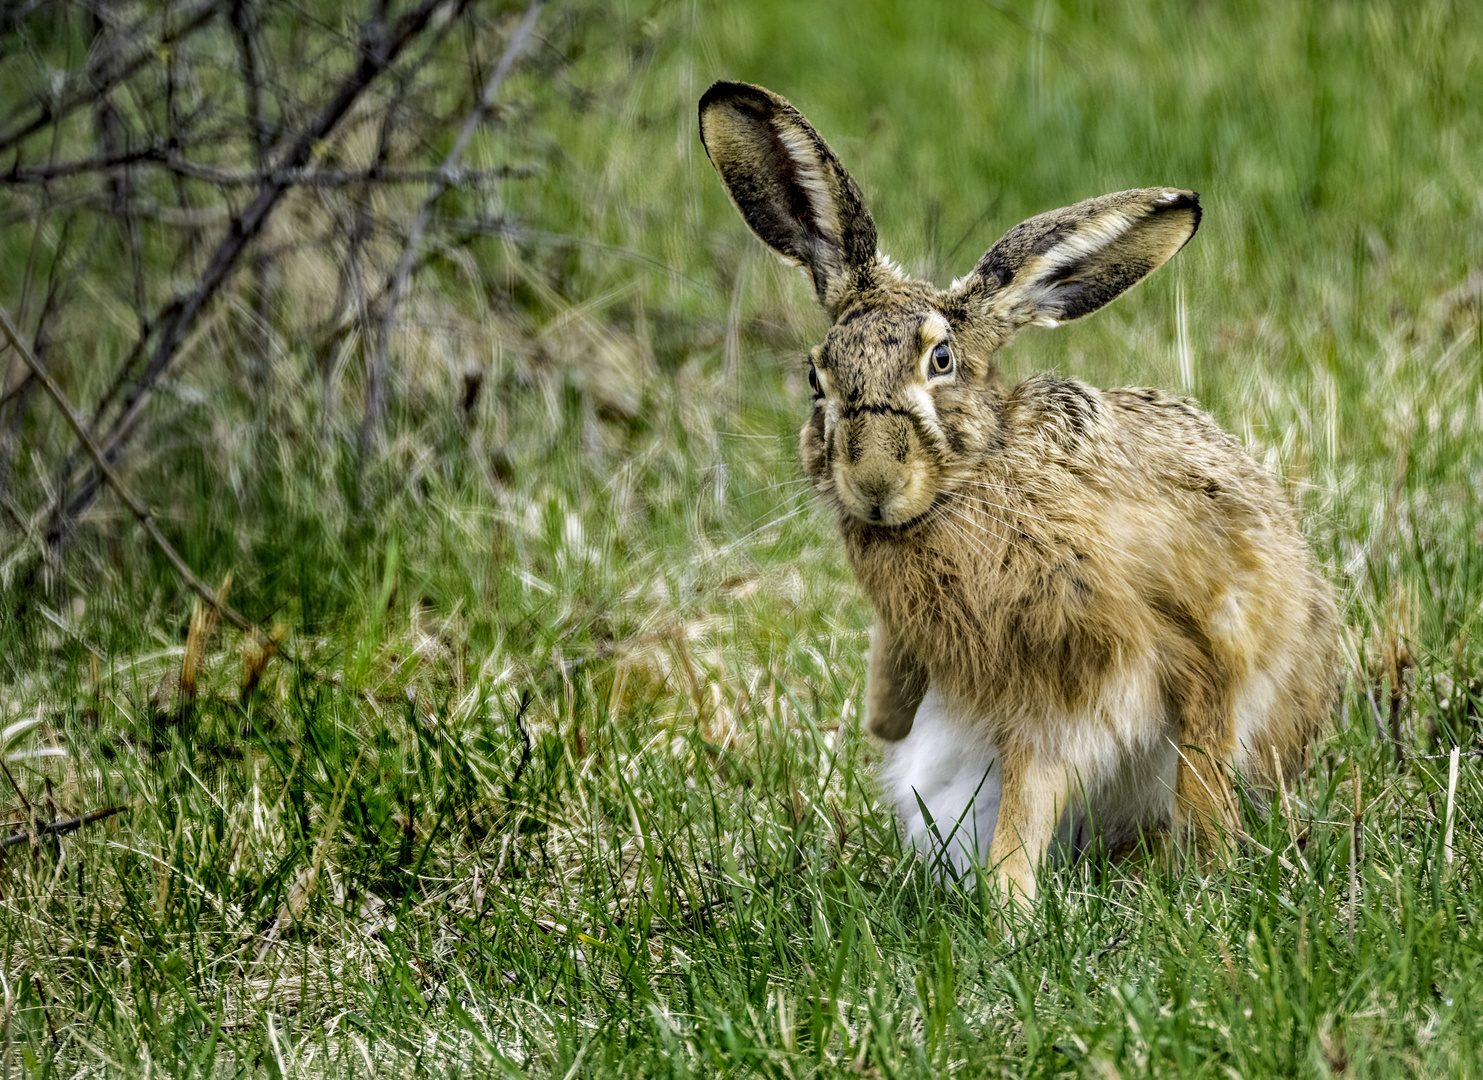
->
[1183,192,1202,234]
[700,80,751,103]
[1153,189,1201,236]
[1154,189,1199,211]
[699,81,777,120]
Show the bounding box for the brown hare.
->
[698,81,1341,905]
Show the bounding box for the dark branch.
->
[1,805,130,849]
[2,148,539,187]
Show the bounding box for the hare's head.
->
[699,81,1200,529]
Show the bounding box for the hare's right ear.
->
[699,82,879,318]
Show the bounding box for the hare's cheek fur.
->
[799,410,832,501]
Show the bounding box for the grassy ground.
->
[2,0,1483,1075]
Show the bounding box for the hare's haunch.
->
[699,82,1340,904]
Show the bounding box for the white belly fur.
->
[879,674,1179,876]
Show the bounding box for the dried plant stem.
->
[1443,745,1460,871]
[1349,758,1362,943]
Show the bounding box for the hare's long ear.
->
[699,81,879,318]
[955,188,1200,329]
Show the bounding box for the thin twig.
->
[0,0,224,156]
[0,757,38,854]
[505,690,533,797]
[2,149,538,187]
[0,303,255,631]
[1415,747,1483,760]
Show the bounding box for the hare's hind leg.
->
[1166,660,1241,858]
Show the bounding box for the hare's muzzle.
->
[832,411,936,527]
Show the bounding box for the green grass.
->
[2,0,1483,1075]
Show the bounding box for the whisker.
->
[939,501,1059,571]
[723,501,812,553]
[938,502,1013,553]
[948,493,1055,544]
[949,480,1060,530]
[741,477,813,498]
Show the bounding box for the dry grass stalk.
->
[1349,757,1363,943]
[1272,743,1310,876]
[1373,582,1418,764]
[1443,745,1460,872]
[180,572,231,705]
[255,749,365,965]
[240,623,287,700]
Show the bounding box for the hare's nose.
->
[854,468,905,514]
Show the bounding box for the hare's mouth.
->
[841,491,947,534]
[833,459,941,528]
[880,494,946,532]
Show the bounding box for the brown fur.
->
[699,81,1341,904]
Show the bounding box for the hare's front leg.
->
[865,618,929,741]
[987,750,1069,905]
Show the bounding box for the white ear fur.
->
[772,124,844,250]
[1007,206,1146,328]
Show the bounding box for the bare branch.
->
[42,0,465,554]
[0,0,225,157]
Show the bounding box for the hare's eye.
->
[929,342,953,376]
[807,363,822,398]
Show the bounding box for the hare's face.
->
[700,80,1199,523]
[800,295,1007,529]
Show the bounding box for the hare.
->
[698,82,1341,904]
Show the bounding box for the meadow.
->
[0,0,1481,1075]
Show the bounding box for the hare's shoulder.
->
[1008,377,1288,513]
[1101,386,1278,484]
[1004,373,1109,449]
[1101,385,1221,432]
[1006,376,1224,457]
[1006,376,1214,437]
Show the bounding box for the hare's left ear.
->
[699,81,880,318]
[955,188,1200,329]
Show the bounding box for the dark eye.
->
[930,342,953,376]
[807,362,822,397]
